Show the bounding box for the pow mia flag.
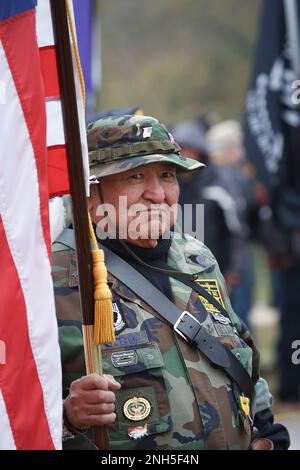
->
[244,0,300,230]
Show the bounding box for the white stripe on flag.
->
[68,0,90,196]
[73,56,90,196]
[35,0,55,47]
[46,99,65,147]
[0,41,62,449]
[36,0,90,196]
[0,388,16,450]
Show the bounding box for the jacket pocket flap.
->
[102,343,164,377]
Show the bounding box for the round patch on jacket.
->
[123,396,151,422]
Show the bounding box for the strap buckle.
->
[174,311,201,341]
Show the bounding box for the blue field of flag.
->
[0,0,37,22]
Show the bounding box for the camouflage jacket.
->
[52,233,272,450]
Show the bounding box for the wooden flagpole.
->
[50,0,108,450]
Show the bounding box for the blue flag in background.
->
[73,0,93,93]
[73,0,101,115]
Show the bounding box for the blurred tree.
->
[97,0,261,122]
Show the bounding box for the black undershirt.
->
[99,237,174,302]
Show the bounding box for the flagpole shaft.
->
[82,325,102,375]
[50,0,108,450]
[82,325,108,451]
[284,0,300,78]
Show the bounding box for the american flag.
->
[0,0,88,450]
[37,0,89,197]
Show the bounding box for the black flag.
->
[244,0,300,230]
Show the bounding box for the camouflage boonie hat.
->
[87,115,205,179]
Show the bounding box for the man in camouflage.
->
[52,115,289,450]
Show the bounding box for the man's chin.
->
[125,223,172,248]
[129,223,170,241]
[127,238,159,249]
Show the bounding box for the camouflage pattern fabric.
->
[87,115,204,178]
[52,234,272,450]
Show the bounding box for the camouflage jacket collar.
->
[61,231,217,312]
[105,234,217,312]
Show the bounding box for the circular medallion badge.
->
[123,396,151,422]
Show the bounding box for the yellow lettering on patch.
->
[195,279,225,313]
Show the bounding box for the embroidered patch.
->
[143,126,152,138]
[188,254,206,266]
[111,350,138,368]
[211,311,231,325]
[214,323,235,336]
[123,396,151,422]
[113,301,126,333]
[195,279,225,313]
[102,331,149,349]
[128,423,148,440]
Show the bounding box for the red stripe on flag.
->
[47,145,70,197]
[0,9,51,260]
[39,46,60,99]
[0,217,55,450]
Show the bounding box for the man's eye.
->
[162,171,176,179]
[128,173,143,181]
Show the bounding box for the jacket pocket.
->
[102,341,173,445]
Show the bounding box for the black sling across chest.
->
[55,229,256,418]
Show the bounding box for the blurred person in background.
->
[256,193,300,411]
[173,119,253,326]
[205,120,257,327]
[272,230,300,411]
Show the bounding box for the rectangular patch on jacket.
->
[112,300,127,334]
[214,323,235,336]
[111,350,138,368]
[102,331,149,349]
[195,279,225,313]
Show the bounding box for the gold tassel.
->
[88,214,115,345]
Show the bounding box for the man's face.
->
[88,162,179,248]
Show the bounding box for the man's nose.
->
[142,176,165,204]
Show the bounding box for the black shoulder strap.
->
[55,229,256,415]
[151,259,244,328]
[54,228,76,250]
